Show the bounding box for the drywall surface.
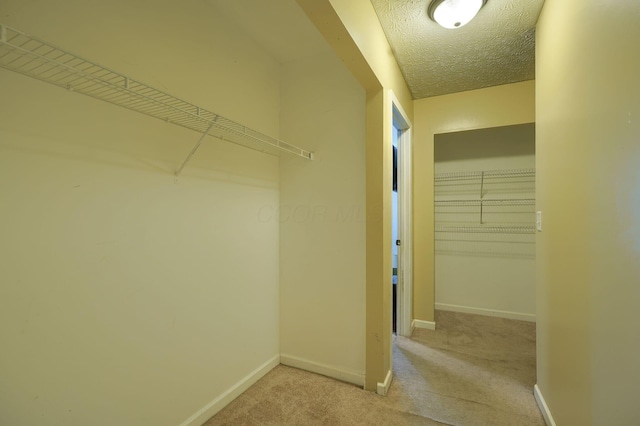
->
[536,0,640,424]
[434,124,536,321]
[326,0,414,114]
[296,0,413,390]
[0,1,281,425]
[296,0,413,111]
[413,81,535,323]
[279,51,367,384]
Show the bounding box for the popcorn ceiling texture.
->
[370,0,544,99]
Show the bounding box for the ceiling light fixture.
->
[428,0,487,29]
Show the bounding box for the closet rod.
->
[0,24,315,164]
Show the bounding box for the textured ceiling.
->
[371,0,545,99]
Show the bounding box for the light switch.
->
[536,211,542,232]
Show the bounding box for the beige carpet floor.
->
[206,310,544,425]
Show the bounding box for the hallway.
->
[208,311,543,425]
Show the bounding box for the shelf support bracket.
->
[175,121,217,177]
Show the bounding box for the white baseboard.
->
[377,369,392,396]
[179,355,280,426]
[435,303,536,322]
[280,353,365,387]
[534,384,557,426]
[412,319,436,330]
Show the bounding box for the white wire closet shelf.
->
[434,168,535,183]
[435,199,536,207]
[0,24,314,173]
[434,167,537,233]
[435,225,536,234]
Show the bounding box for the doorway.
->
[392,125,399,333]
[390,97,412,337]
[433,123,536,321]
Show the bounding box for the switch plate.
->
[536,211,542,232]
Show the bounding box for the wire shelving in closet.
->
[434,167,536,258]
[434,168,537,235]
[0,24,314,175]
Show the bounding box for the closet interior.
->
[434,123,536,321]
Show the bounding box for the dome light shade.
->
[428,0,487,29]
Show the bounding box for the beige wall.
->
[279,51,367,384]
[325,0,414,113]
[536,0,640,424]
[413,81,536,323]
[0,1,281,425]
[434,124,536,321]
[296,0,413,390]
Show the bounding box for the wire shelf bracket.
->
[0,23,315,173]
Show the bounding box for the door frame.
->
[390,91,413,337]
